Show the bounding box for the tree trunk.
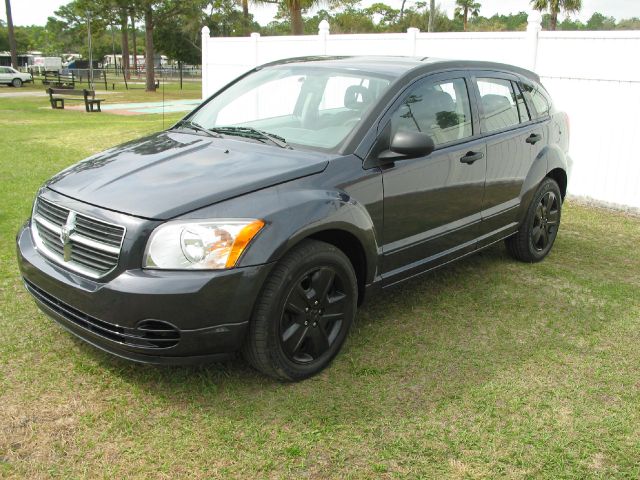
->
[550,9,558,30]
[4,0,18,68]
[399,0,407,21]
[131,11,138,73]
[242,0,250,35]
[463,6,468,31]
[428,0,435,32]
[290,0,304,35]
[120,10,130,79]
[144,4,156,92]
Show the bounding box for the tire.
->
[12,78,23,88]
[243,239,357,381]
[505,177,562,263]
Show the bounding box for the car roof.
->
[260,55,540,83]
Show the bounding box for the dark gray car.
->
[17,56,570,381]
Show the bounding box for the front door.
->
[378,73,487,284]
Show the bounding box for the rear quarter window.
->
[521,82,552,118]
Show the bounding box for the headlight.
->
[144,219,264,270]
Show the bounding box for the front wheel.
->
[12,78,23,88]
[243,239,357,381]
[505,177,562,262]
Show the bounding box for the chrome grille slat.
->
[69,249,115,269]
[31,197,126,278]
[37,201,68,224]
[73,225,122,246]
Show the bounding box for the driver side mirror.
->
[378,131,435,161]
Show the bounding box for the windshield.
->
[188,66,392,151]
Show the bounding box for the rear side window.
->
[521,82,551,118]
[477,78,520,133]
[391,77,473,146]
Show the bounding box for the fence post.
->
[250,32,261,67]
[526,11,542,71]
[318,20,330,55]
[406,27,420,57]
[201,25,210,99]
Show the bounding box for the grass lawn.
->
[1,92,639,479]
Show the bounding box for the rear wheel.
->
[12,78,23,88]
[506,177,562,262]
[243,239,357,381]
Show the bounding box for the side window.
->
[521,82,551,118]
[513,82,531,123]
[391,77,472,146]
[477,78,520,133]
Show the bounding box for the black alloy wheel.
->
[243,239,357,381]
[531,190,559,252]
[280,266,348,364]
[505,177,562,262]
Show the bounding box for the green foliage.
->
[586,12,616,30]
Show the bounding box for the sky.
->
[1,0,638,28]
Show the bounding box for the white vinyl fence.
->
[201,14,640,209]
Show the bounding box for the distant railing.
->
[30,67,202,91]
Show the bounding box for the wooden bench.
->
[42,72,75,89]
[47,88,104,112]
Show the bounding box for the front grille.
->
[25,279,180,349]
[31,197,125,278]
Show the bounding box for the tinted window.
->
[0,67,10,73]
[391,77,472,146]
[477,78,520,133]
[521,82,551,118]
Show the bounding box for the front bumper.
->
[17,223,273,364]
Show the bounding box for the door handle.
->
[526,133,542,144]
[460,151,484,164]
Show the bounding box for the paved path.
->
[68,99,202,115]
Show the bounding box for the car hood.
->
[46,131,331,220]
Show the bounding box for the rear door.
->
[470,72,545,246]
[377,72,487,284]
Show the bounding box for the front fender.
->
[246,188,379,285]
[179,183,381,286]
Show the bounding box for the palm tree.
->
[454,0,481,31]
[4,0,17,68]
[241,0,250,35]
[257,0,321,35]
[530,0,582,31]
[284,0,321,35]
[428,0,435,32]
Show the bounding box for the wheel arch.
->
[305,229,368,305]
[518,144,569,222]
[546,167,567,199]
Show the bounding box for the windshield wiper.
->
[172,120,222,138]
[210,126,292,149]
